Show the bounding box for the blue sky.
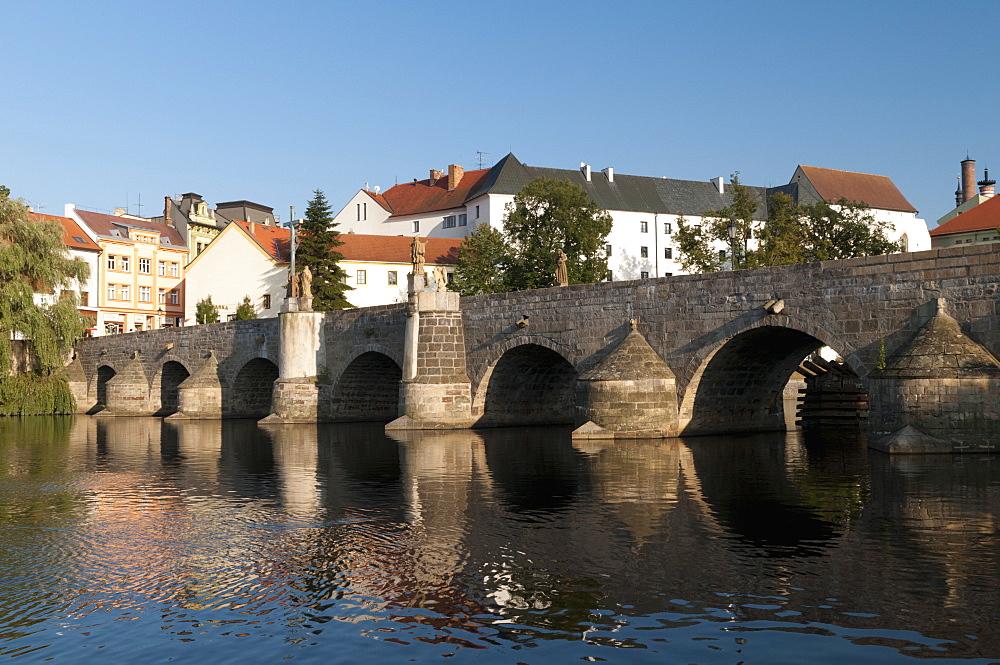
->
[4,1,997,225]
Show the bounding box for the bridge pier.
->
[101,351,153,416]
[260,306,324,424]
[869,299,1000,453]
[168,351,223,420]
[387,289,475,430]
[573,322,679,439]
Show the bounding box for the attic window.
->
[72,236,89,244]
[160,237,170,244]
[111,230,121,237]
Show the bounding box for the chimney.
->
[447,164,464,191]
[114,207,127,216]
[580,162,591,181]
[602,166,614,183]
[429,169,444,186]
[979,168,996,198]
[250,221,256,234]
[961,157,976,203]
[712,176,725,194]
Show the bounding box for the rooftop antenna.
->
[476,151,490,169]
[136,193,143,217]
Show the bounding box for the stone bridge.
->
[71,243,1000,453]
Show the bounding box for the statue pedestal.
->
[281,296,313,313]
[407,272,427,295]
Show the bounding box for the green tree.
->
[676,176,903,273]
[452,224,509,296]
[0,186,89,376]
[501,177,613,290]
[196,296,219,324]
[234,295,256,320]
[296,189,352,310]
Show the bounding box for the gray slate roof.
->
[467,153,774,220]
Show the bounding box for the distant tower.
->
[961,156,977,203]
[978,168,996,198]
[955,174,962,207]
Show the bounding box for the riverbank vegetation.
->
[0,186,89,415]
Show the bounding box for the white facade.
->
[341,260,455,308]
[184,223,287,322]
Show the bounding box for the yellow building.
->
[71,208,188,334]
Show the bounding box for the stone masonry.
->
[71,242,1000,451]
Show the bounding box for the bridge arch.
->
[331,350,403,422]
[90,364,118,413]
[228,357,278,418]
[473,339,578,427]
[151,359,192,416]
[679,320,862,436]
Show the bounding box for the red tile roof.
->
[28,212,99,252]
[376,169,490,217]
[338,234,460,265]
[929,194,1000,236]
[235,221,291,262]
[798,165,917,213]
[75,209,187,247]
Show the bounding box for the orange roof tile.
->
[929,195,1000,236]
[798,165,917,213]
[338,234,460,265]
[28,211,100,252]
[378,169,490,217]
[235,221,291,262]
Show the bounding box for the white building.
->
[29,211,102,334]
[334,154,930,280]
[184,220,290,322]
[337,234,459,307]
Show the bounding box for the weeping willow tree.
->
[0,186,90,414]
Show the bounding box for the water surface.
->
[0,417,997,663]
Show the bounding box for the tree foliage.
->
[296,189,352,310]
[454,178,612,295]
[196,296,219,324]
[676,174,903,273]
[0,186,89,376]
[234,295,256,320]
[451,224,508,296]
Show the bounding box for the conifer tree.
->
[196,296,219,324]
[452,224,508,295]
[296,189,352,310]
[234,295,256,320]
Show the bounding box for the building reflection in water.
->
[0,417,997,659]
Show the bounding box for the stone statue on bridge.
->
[411,237,426,274]
[433,266,448,292]
[555,249,569,287]
[288,266,313,311]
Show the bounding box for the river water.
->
[0,417,997,663]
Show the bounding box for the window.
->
[158,260,166,275]
[107,284,116,300]
[475,205,480,218]
[640,246,648,258]
[356,269,367,285]
[719,250,727,259]
[263,294,271,309]
[640,221,648,233]
[80,291,89,306]
[413,221,419,233]
[606,271,613,281]
[139,258,150,274]
[446,271,454,284]
[388,270,398,285]
[605,244,612,256]
[158,289,166,304]
[107,255,116,270]
[664,272,673,277]
[664,247,673,259]
[169,290,179,305]
[197,242,206,255]
[458,214,467,226]
[120,285,130,300]
[443,215,457,228]
[139,286,151,302]
[170,263,179,277]
[120,256,130,271]
[664,222,672,235]
[640,271,649,279]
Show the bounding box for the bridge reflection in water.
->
[0,417,996,661]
